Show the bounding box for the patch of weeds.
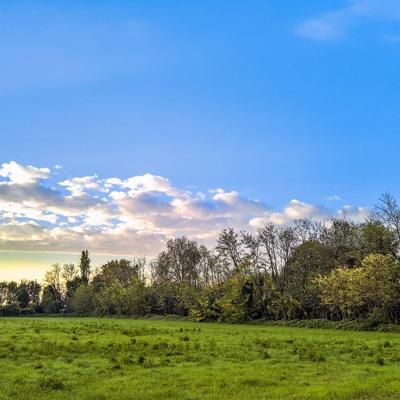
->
[38,376,65,391]
[63,356,74,364]
[296,345,326,362]
[208,338,217,352]
[242,378,266,387]
[118,353,134,365]
[261,350,271,359]
[14,376,25,385]
[33,362,43,369]
[376,356,385,365]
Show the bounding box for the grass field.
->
[1,317,400,399]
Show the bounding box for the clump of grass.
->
[38,376,65,391]
[376,355,385,365]
[294,344,327,362]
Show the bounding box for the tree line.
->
[3,192,400,324]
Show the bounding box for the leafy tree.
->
[79,250,91,285]
[41,285,62,314]
[216,271,255,323]
[122,277,150,315]
[16,280,31,309]
[70,284,97,315]
[359,254,400,320]
[320,217,362,268]
[42,264,63,313]
[97,258,145,288]
[191,284,224,321]
[25,280,41,309]
[285,240,333,319]
[150,237,204,315]
[0,281,8,306]
[6,281,18,305]
[360,220,399,257]
[316,267,364,320]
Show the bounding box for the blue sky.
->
[1,0,400,281]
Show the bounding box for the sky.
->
[1,0,400,282]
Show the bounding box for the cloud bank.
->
[0,161,369,256]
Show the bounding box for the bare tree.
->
[61,263,79,283]
[374,192,400,243]
[215,227,242,275]
[258,223,298,288]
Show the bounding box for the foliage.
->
[8,192,400,324]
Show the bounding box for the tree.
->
[216,227,243,276]
[374,192,400,245]
[16,280,31,309]
[91,257,149,316]
[216,272,255,323]
[150,237,204,316]
[61,263,79,282]
[5,281,18,305]
[42,264,63,313]
[79,250,91,285]
[258,223,298,287]
[316,267,364,320]
[70,284,97,315]
[41,285,62,314]
[360,220,399,257]
[320,216,362,268]
[359,254,400,320]
[0,282,8,306]
[285,240,333,319]
[97,258,145,288]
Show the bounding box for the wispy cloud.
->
[325,195,341,201]
[249,199,369,228]
[0,161,369,256]
[296,0,400,41]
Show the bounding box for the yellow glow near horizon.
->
[0,252,136,282]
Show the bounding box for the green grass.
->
[2,317,400,399]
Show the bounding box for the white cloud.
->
[0,161,371,257]
[296,0,400,41]
[59,175,101,196]
[249,199,368,228]
[296,10,350,41]
[0,161,50,184]
[325,195,341,201]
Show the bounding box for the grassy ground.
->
[1,317,400,399]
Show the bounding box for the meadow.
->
[1,318,400,399]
